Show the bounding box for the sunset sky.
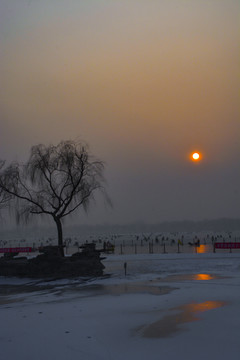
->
[1,0,239,225]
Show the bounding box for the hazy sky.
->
[1,0,239,225]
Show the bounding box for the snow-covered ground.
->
[1,252,240,360]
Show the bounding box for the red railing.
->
[214,242,240,249]
[0,247,32,253]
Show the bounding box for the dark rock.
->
[4,252,19,259]
[0,244,105,279]
[39,246,63,256]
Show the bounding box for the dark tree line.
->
[0,140,109,256]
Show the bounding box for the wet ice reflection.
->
[77,283,176,297]
[160,273,224,282]
[196,244,210,253]
[139,301,227,338]
[193,273,213,280]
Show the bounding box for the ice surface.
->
[0,252,240,360]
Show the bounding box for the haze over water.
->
[1,0,239,225]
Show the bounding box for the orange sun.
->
[191,152,201,161]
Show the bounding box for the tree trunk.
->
[54,216,65,257]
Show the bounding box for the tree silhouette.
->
[0,140,109,256]
[0,160,13,213]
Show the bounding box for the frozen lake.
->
[0,251,240,360]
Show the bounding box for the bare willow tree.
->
[0,140,109,256]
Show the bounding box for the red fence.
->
[214,242,240,249]
[0,247,32,253]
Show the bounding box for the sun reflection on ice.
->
[193,274,214,280]
[160,273,223,282]
[139,301,227,338]
[196,244,210,254]
[183,301,225,313]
